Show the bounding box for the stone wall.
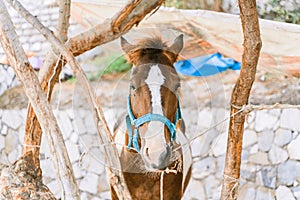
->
[0,0,81,58]
[0,1,81,95]
[0,64,20,96]
[0,107,299,199]
[223,0,299,13]
[0,0,56,58]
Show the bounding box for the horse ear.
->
[120,36,133,53]
[169,34,184,55]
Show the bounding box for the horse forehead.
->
[145,64,165,85]
[132,64,178,90]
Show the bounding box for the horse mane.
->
[124,36,176,65]
[136,36,168,51]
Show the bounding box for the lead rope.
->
[160,168,178,200]
[160,171,164,200]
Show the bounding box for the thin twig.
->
[160,171,164,200]
[243,103,300,112]
[98,102,300,162]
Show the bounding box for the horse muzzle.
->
[141,144,172,170]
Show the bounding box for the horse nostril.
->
[142,146,172,170]
[159,146,171,162]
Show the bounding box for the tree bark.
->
[0,152,56,200]
[220,0,262,199]
[23,0,71,170]
[57,0,70,43]
[0,1,80,199]
[22,0,164,168]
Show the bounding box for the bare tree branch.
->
[38,0,164,79]
[68,0,164,55]
[220,0,262,199]
[57,0,70,43]
[23,0,72,170]
[6,0,138,198]
[233,103,300,113]
[23,0,164,168]
[39,0,71,82]
[0,1,80,200]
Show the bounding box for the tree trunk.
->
[0,152,56,200]
[0,1,80,199]
[220,0,262,199]
[23,0,71,171]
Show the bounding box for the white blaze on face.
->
[145,64,165,115]
[143,64,167,166]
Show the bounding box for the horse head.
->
[121,35,184,171]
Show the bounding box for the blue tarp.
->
[174,53,241,76]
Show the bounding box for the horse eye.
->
[130,85,136,91]
[175,83,180,91]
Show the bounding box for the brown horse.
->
[111,35,192,200]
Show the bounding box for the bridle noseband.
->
[126,95,182,153]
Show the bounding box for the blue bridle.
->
[126,95,182,153]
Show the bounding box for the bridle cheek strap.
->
[126,96,182,153]
[126,115,141,152]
